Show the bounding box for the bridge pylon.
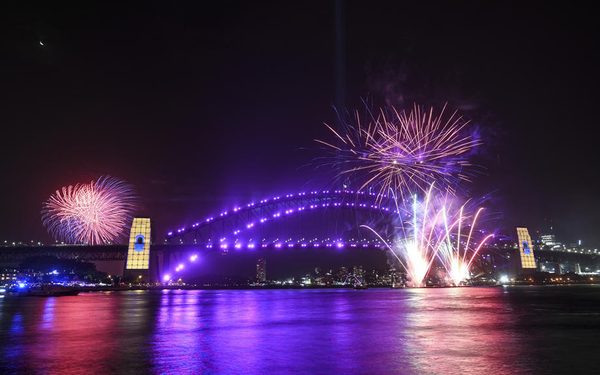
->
[124,218,152,282]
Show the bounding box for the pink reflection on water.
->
[27,293,119,373]
[402,287,531,374]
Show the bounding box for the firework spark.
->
[42,176,137,245]
[317,104,481,200]
[362,185,493,287]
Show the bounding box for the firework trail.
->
[361,184,493,287]
[42,176,137,245]
[316,103,481,200]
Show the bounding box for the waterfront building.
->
[0,268,18,284]
[256,257,266,283]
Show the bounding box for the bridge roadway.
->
[0,244,393,280]
[0,243,398,263]
[0,244,216,263]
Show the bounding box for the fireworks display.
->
[317,104,481,199]
[42,176,137,245]
[362,184,493,287]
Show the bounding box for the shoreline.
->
[73,282,600,292]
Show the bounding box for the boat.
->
[27,284,80,297]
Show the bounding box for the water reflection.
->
[151,288,535,374]
[152,289,208,373]
[27,294,119,373]
[1,287,597,374]
[403,288,532,374]
[39,297,56,331]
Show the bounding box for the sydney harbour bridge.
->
[1,188,597,281]
[0,189,405,280]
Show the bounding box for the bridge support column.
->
[123,218,152,283]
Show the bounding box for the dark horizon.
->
[1,1,599,246]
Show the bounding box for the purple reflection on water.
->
[2,287,599,373]
[147,288,541,374]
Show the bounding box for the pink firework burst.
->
[42,176,137,245]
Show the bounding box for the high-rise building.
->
[540,234,556,246]
[256,257,266,283]
[516,227,536,270]
[540,224,563,250]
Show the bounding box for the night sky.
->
[1,1,599,245]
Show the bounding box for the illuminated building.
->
[125,218,151,280]
[256,257,266,283]
[516,227,536,269]
[540,234,556,246]
[336,267,349,283]
[0,268,18,284]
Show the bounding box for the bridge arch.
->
[165,189,401,248]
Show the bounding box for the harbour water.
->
[1,286,599,374]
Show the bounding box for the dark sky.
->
[1,1,599,245]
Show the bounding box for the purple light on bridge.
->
[189,254,198,262]
[274,243,282,249]
[247,243,255,249]
[166,190,402,244]
[163,274,171,282]
[235,243,242,249]
[336,242,344,249]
